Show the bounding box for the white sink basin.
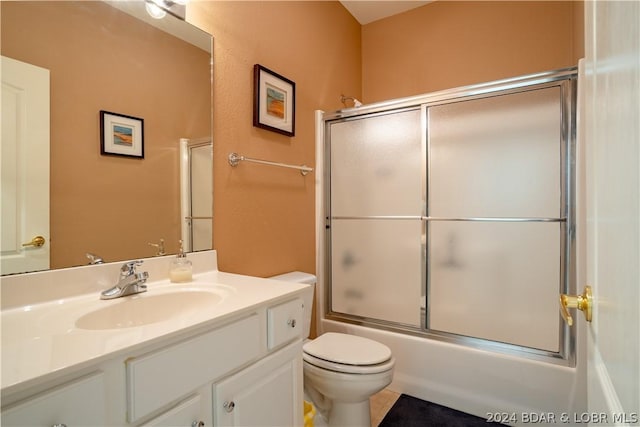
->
[75,290,223,330]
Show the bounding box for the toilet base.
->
[328,400,371,427]
[304,387,373,427]
[303,358,394,427]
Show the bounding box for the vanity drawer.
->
[127,314,261,422]
[267,298,303,350]
[1,372,106,426]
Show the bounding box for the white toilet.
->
[270,272,395,427]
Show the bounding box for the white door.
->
[1,56,50,274]
[584,1,640,423]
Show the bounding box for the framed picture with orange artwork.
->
[100,110,144,158]
[253,64,295,137]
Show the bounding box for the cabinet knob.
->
[51,424,68,427]
[223,401,235,413]
[287,319,297,328]
[191,421,204,427]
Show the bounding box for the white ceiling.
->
[339,1,433,25]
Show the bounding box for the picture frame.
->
[253,64,295,136]
[100,110,144,158]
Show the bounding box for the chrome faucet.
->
[100,260,149,300]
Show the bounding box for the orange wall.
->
[2,1,583,281]
[186,1,583,279]
[362,1,584,102]
[187,2,361,277]
[1,2,211,269]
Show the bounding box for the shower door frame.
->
[322,67,578,366]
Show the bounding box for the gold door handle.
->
[559,286,592,326]
[22,235,46,248]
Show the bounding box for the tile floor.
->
[369,388,401,427]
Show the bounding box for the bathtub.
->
[320,317,586,426]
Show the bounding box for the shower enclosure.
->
[322,67,577,365]
[180,138,213,252]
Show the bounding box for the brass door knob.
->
[22,235,46,248]
[559,286,592,326]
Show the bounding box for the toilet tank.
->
[269,271,316,339]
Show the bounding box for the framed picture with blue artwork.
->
[100,110,144,158]
[253,64,295,136]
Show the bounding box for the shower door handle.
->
[559,286,592,326]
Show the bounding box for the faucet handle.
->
[86,253,104,265]
[148,238,166,256]
[121,260,144,275]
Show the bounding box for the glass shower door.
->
[324,69,576,362]
[426,86,569,352]
[328,109,424,327]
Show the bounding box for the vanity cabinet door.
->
[213,341,303,427]
[140,394,206,427]
[1,372,106,426]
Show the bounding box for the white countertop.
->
[1,255,310,397]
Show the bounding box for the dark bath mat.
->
[378,394,506,427]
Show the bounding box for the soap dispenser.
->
[169,240,192,283]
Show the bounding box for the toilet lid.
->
[303,332,391,366]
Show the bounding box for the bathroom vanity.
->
[1,251,311,426]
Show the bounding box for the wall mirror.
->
[1,1,213,275]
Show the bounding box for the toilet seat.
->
[303,332,394,374]
[303,352,395,374]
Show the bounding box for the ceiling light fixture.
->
[145,0,188,20]
[145,0,167,19]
